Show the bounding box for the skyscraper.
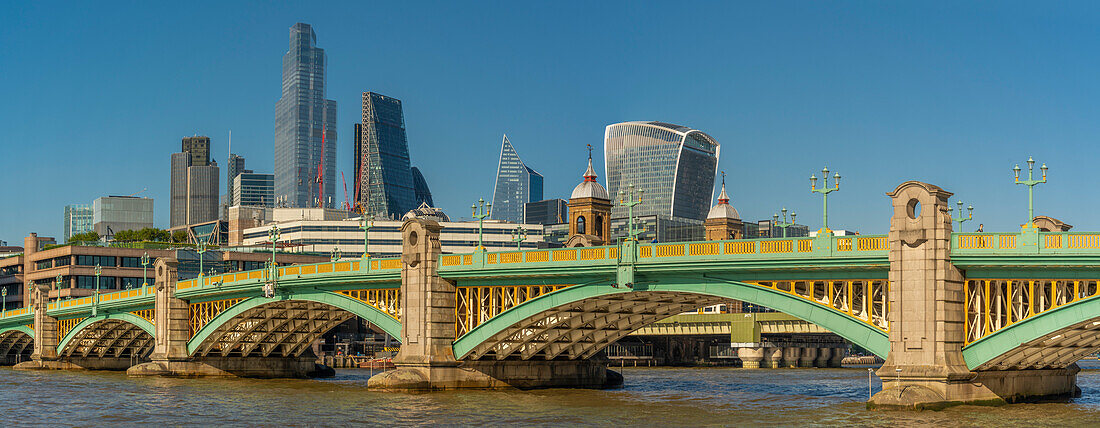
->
[171,136,220,227]
[491,135,543,223]
[232,173,275,207]
[604,121,720,221]
[410,166,434,207]
[93,196,154,237]
[357,92,416,218]
[227,153,247,201]
[275,22,337,209]
[63,204,93,242]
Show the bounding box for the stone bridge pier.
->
[869,181,1079,409]
[367,218,621,390]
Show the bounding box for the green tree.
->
[69,231,100,243]
[171,230,189,243]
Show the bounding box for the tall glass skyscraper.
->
[491,135,543,223]
[604,121,720,221]
[410,166,434,207]
[357,92,416,218]
[275,23,337,208]
[63,204,93,242]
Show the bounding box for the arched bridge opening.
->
[186,290,401,359]
[451,278,890,362]
[56,313,156,367]
[0,327,33,365]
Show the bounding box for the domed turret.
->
[707,174,740,220]
[570,155,609,200]
[705,172,744,240]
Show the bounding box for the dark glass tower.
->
[410,166,434,207]
[491,135,543,223]
[357,92,416,218]
[275,23,337,208]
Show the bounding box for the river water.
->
[4,362,1100,426]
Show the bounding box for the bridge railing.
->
[175,257,403,291]
[46,286,155,312]
[0,306,32,319]
[952,231,1100,255]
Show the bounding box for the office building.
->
[524,199,567,225]
[227,153,249,204]
[171,136,220,227]
[63,204,93,242]
[410,166,434,207]
[491,135,543,223]
[275,22,337,209]
[241,208,545,256]
[604,121,720,221]
[92,196,154,238]
[357,92,415,218]
[231,173,275,208]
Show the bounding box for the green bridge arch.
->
[0,325,34,340]
[962,295,1100,370]
[187,289,402,356]
[452,277,891,359]
[56,312,156,354]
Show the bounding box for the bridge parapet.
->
[953,230,1100,256]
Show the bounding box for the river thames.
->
[4,362,1100,426]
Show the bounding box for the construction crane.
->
[315,124,326,208]
[341,172,352,212]
[128,188,148,197]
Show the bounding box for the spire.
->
[717,171,729,204]
[583,144,597,182]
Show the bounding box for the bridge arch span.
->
[452,279,890,361]
[187,290,401,358]
[57,313,155,359]
[963,295,1100,370]
[0,326,34,363]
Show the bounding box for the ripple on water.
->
[3,364,1100,426]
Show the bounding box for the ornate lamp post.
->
[196,237,207,281]
[360,216,373,259]
[2,288,7,317]
[773,208,797,238]
[269,225,281,268]
[511,227,528,250]
[93,263,102,316]
[140,252,150,288]
[331,247,342,262]
[471,198,492,251]
[1014,157,1047,226]
[948,200,974,232]
[55,274,63,293]
[618,184,644,242]
[810,167,841,233]
[265,225,281,298]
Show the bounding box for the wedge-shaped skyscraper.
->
[491,135,543,223]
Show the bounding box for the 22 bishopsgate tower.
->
[275,23,337,208]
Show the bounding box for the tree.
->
[69,231,100,243]
[113,227,173,242]
[171,230,189,243]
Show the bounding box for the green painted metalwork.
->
[961,293,1100,370]
[451,278,890,360]
[0,325,34,340]
[55,312,155,355]
[185,289,402,356]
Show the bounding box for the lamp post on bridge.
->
[360,215,373,260]
[948,200,974,232]
[2,288,7,317]
[331,247,342,262]
[1014,156,1047,227]
[140,252,150,289]
[810,167,841,235]
[618,183,644,242]
[511,226,528,250]
[93,263,102,316]
[265,224,281,298]
[472,198,492,251]
[773,208,797,238]
[196,236,207,281]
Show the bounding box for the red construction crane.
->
[341,172,352,212]
[316,124,326,208]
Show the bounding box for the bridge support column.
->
[828,347,845,368]
[869,181,1079,409]
[798,347,817,367]
[368,219,621,390]
[782,347,800,368]
[813,347,831,368]
[761,347,783,368]
[738,347,764,368]
[14,284,67,370]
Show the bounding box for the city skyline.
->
[6,3,1100,244]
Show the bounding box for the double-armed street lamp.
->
[511,226,528,250]
[618,184,644,242]
[948,200,974,232]
[472,198,492,251]
[196,236,208,281]
[140,252,150,288]
[810,167,841,233]
[1014,157,1047,227]
[93,263,102,316]
[265,224,281,298]
[1,288,7,317]
[360,215,374,259]
[331,247,342,262]
[773,208,797,238]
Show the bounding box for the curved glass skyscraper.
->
[604,121,720,221]
[275,23,337,208]
[491,135,543,223]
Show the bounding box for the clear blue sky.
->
[3,1,1100,244]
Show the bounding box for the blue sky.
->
[3,1,1100,244]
